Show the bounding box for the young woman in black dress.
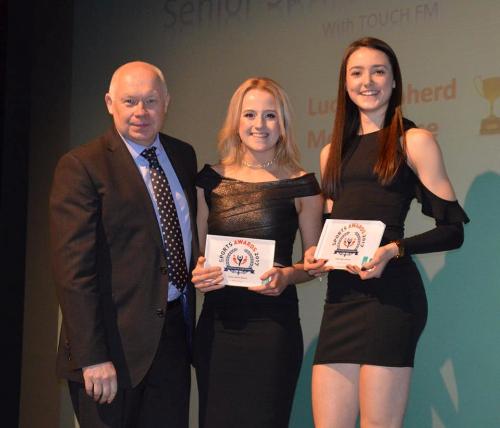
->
[305,37,469,428]
[191,77,323,428]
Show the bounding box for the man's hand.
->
[82,361,118,404]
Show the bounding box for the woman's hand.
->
[248,266,292,296]
[346,242,398,279]
[191,256,225,293]
[304,246,331,278]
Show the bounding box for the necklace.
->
[241,156,276,169]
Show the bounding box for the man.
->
[50,61,198,427]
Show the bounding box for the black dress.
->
[194,165,321,428]
[314,127,469,367]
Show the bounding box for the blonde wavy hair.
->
[218,77,301,172]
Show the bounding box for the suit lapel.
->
[161,135,189,189]
[106,128,166,254]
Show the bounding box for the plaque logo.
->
[220,239,261,275]
[332,223,367,257]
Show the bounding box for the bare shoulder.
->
[290,169,308,179]
[405,127,443,162]
[405,127,439,151]
[210,163,224,175]
[319,143,331,173]
[404,127,455,200]
[320,143,331,161]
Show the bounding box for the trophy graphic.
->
[474,76,500,135]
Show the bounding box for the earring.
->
[392,81,396,88]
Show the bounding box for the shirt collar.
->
[119,132,162,161]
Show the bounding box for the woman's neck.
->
[240,147,277,168]
[358,110,385,135]
[218,163,282,182]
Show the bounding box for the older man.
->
[50,61,197,427]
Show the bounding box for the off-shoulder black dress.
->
[314,125,469,367]
[194,165,320,428]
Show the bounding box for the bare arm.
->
[291,191,325,282]
[320,144,334,213]
[250,184,324,296]
[304,144,332,275]
[355,128,463,279]
[191,186,224,292]
[405,128,456,200]
[196,186,209,253]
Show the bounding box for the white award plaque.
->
[204,234,276,287]
[314,220,386,270]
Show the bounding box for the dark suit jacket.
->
[50,128,198,388]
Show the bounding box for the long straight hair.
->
[218,77,301,172]
[322,37,406,199]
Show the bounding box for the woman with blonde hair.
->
[192,77,323,428]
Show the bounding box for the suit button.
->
[156,308,165,318]
[160,266,168,275]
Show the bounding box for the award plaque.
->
[314,220,386,270]
[204,234,276,287]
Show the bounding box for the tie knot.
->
[140,147,159,166]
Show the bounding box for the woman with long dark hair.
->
[305,37,469,427]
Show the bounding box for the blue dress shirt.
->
[121,134,192,301]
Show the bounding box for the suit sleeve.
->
[50,152,109,369]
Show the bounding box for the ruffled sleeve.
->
[415,181,470,224]
[401,180,469,255]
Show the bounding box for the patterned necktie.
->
[141,146,188,292]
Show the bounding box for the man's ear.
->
[105,93,113,114]
[164,93,171,113]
